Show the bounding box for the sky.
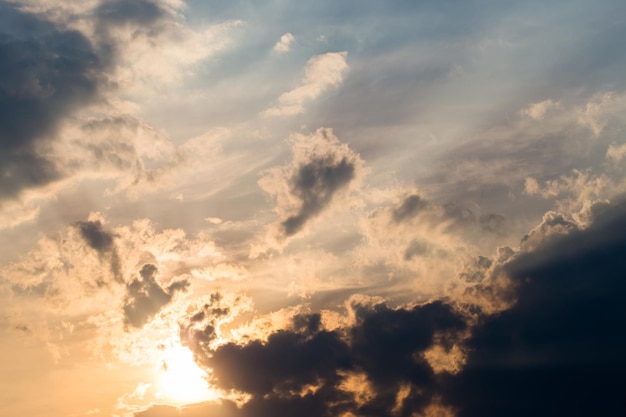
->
[1,0,626,416]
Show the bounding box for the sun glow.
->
[156,345,219,405]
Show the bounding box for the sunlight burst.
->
[156,345,218,405]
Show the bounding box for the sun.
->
[156,344,219,405]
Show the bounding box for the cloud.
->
[259,128,362,239]
[262,52,348,117]
[458,255,492,283]
[606,142,626,162]
[123,263,188,328]
[0,0,241,228]
[442,198,626,417]
[0,1,103,201]
[281,156,355,236]
[94,0,242,92]
[392,193,429,223]
[577,92,626,137]
[178,292,233,360]
[75,218,123,283]
[478,213,505,234]
[174,299,466,417]
[76,219,115,252]
[140,195,626,417]
[3,2,626,415]
[519,99,560,120]
[273,32,295,54]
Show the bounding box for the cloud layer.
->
[139,198,626,417]
[2,1,626,416]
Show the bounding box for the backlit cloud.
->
[259,128,363,241]
[136,198,626,417]
[123,263,189,328]
[2,1,626,416]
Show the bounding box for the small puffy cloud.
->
[262,52,348,117]
[259,128,363,239]
[280,156,355,236]
[123,263,188,328]
[75,217,123,283]
[76,219,115,253]
[273,32,295,54]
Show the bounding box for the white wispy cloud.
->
[262,52,348,117]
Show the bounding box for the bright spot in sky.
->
[156,344,218,405]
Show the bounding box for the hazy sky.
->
[1,1,626,416]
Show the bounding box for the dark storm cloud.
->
[75,220,123,283]
[174,300,466,417]
[209,314,350,397]
[123,263,189,328]
[142,197,626,417]
[281,155,356,236]
[0,1,103,200]
[441,199,626,417]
